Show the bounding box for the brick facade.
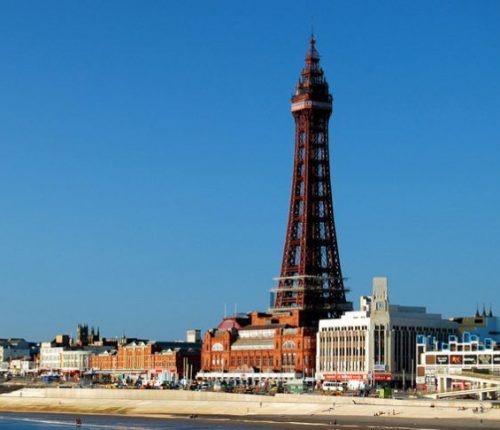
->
[201,311,316,377]
[90,341,200,380]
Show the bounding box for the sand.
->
[0,388,499,429]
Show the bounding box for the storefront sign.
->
[374,372,392,381]
[478,354,492,365]
[450,355,463,365]
[324,373,367,381]
[436,355,449,365]
[493,355,500,365]
[463,355,477,365]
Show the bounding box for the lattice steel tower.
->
[272,36,352,327]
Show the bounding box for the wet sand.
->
[1,411,499,430]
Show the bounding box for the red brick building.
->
[90,340,201,382]
[200,311,316,378]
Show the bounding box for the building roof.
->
[239,324,288,331]
[0,338,30,349]
[123,340,201,352]
[151,341,201,351]
[217,317,247,330]
[95,349,117,357]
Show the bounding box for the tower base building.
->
[199,312,316,382]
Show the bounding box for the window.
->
[294,201,304,217]
[319,223,326,240]
[317,182,324,196]
[318,201,325,217]
[295,181,304,196]
[293,246,301,266]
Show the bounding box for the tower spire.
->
[307,32,318,61]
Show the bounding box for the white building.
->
[39,342,65,372]
[9,359,36,375]
[61,350,91,372]
[316,277,457,387]
[40,339,101,373]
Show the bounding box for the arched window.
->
[283,340,296,349]
[211,343,223,351]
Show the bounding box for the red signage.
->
[324,373,367,381]
[374,373,392,381]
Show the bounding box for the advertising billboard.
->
[436,355,449,365]
[478,354,492,365]
[450,355,463,365]
[463,355,477,365]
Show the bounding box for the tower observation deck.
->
[271,36,353,327]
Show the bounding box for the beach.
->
[1,388,499,429]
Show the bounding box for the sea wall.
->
[1,388,493,407]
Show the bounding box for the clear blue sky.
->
[1,1,499,341]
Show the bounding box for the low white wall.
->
[3,388,492,409]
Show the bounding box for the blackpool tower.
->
[272,36,353,327]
